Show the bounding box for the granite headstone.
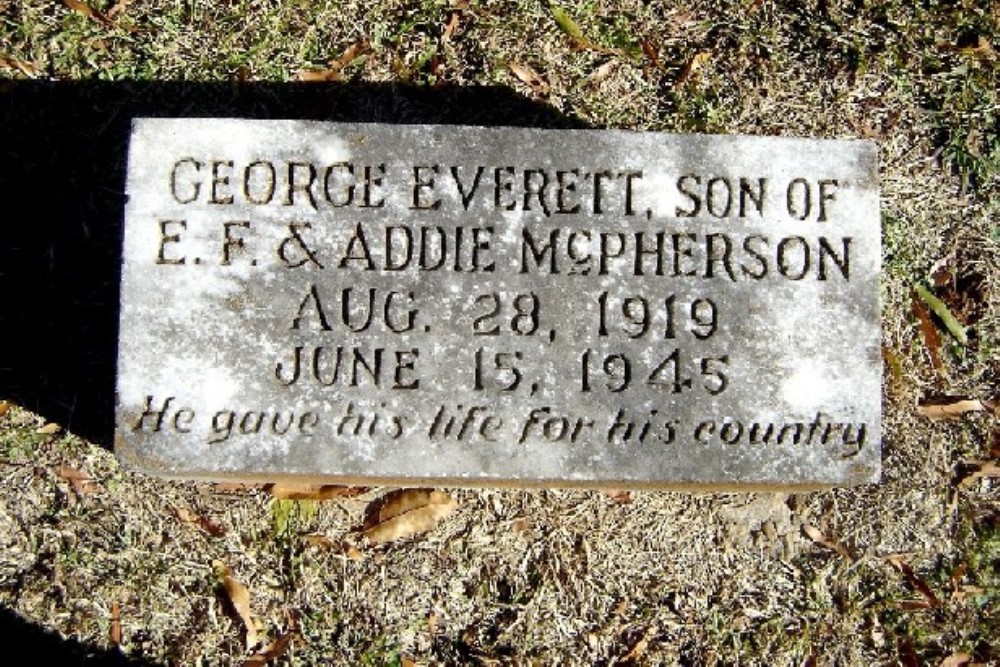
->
[116,119,881,489]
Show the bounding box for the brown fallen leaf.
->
[298,39,371,82]
[918,397,989,420]
[109,602,121,647]
[887,555,940,608]
[958,460,1000,487]
[401,656,419,667]
[214,561,260,650]
[508,61,549,96]
[897,598,935,611]
[245,629,298,665]
[899,638,920,667]
[57,464,100,495]
[912,290,947,380]
[331,39,370,70]
[297,68,342,82]
[586,60,618,85]
[36,422,62,435]
[988,429,1000,459]
[602,489,633,504]
[360,489,458,544]
[0,56,43,78]
[266,483,367,500]
[107,0,132,18]
[618,625,657,664]
[0,400,10,417]
[950,562,967,589]
[511,516,533,535]
[641,39,664,71]
[214,482,261,494]
[802,523,853,560]
[675,51,711,89]
[940,653,974,667]
[302,534,364,560]
[940,35,995,58]
[442,10,461,42]
[64,0,111,26]
[174,506,226,537]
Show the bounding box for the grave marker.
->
[116,119,881,488]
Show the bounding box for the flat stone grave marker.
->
[116,118,881,489]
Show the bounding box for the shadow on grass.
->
[0,80,586,447]
[0,607,159,666]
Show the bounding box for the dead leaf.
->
[266,483,367,500]
[360,489,458,544]
[330,40,370,71]
[887,555,941,608]
[298,39,370,82]
[897,598,934,611]
[511,516,533,535]
[618,625,657,664]
[214,482,260,493]
[958,460,1000,487]
[641,39,664,71]
[603,489,633,504]
[174,506,226,537]
[428,53,446,77]
[508,61,549,96]
[245,630,297,665]
[302,534,364,560]
[442,10,461,42]
[587,60,618,85]
[912,290,946,379]
[214,561,260,650]
[109,602,121,647]
[107,0,132,18]
[0,400,10,417]
[36,422,61,435]
[899,638,920,667]
[940,653,974,667]
[297,68,342,82]
[57,464,100,495]
[917,397,988,420]
[0,56,43,78]
[401,657,419,667]
[802,523,853,560]
[675,51,711,89]
[940,34,995,58]
[950,562,967,596]
[64,0,111,26]
[988,430,1000,459]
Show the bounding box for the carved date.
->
[580,349,728,395]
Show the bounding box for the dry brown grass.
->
[1,0,998,664]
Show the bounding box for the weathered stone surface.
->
[116,118,881,489]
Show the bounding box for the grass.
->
[2,0,1000,664]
